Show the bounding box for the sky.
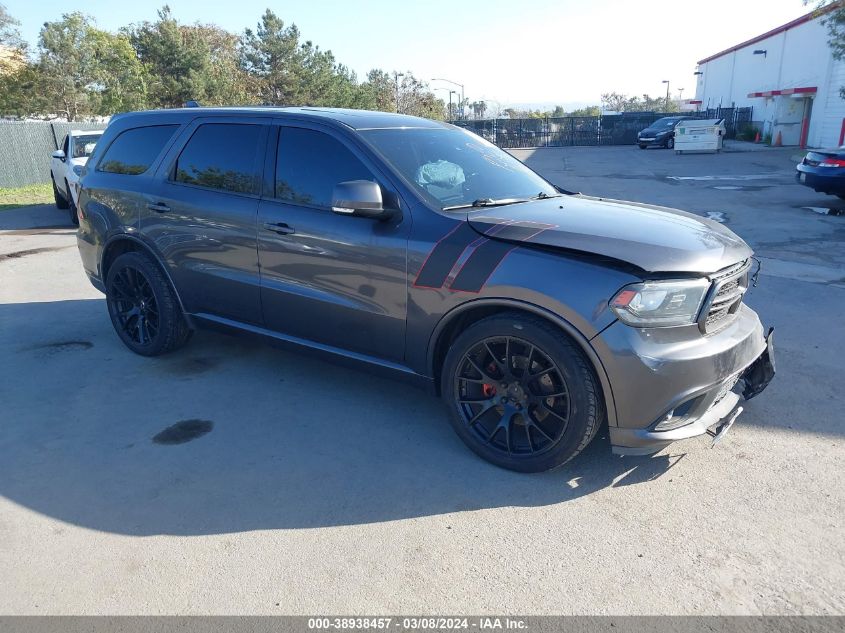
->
[5,0,814,108]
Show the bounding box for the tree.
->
[0,3,25,67]
[361,69,395,111]
[240,9,369,108]
[36,13,103,120]
[88,30,148,115]
[0,3,33,114]
[240,9,303,104]
[601,91,676,113]
[470,100,487,119]
[128,6,248,108]
[569,105,601,117]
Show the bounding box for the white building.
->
[693,4,844,148]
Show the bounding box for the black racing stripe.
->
[487,224,548,242]
[449,239,515,293]
[414,222,480,288]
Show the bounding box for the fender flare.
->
[427,297,618,427]
[100,232,194,327]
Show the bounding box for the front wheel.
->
[666,137,675,149]
[105,251,192,356]
[65,180,79,225]
[52,176,69,209]
[638,144,647,149]
[441,313,604,472]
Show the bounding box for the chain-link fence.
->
[0,121,106,188]
[453,107,753,149]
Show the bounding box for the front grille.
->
[699,260,751,334]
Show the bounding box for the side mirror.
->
[331,180,394,220]
[51,150,66,162]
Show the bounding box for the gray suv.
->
[76,107,774,472]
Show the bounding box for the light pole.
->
[662,80,670,112]
[677,87,685,109]
[394,72,404,114]
[435,87,457,120]
[432,78,465,119]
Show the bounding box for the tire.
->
[638,144,647,149]
[441,313,604,472]
[105,251,193,357]
[65,180,79,225]
[666,137,674,150]
[52,176,69,209]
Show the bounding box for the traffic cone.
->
[774,131,782,147]
[754,131,761,143]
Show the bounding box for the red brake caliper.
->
[482,383,496,398]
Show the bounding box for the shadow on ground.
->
[0,204,72,231]
[0,298,690,536]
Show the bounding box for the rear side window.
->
[276,127,375,207]
[98,125,178,175]
[175,123,263,195]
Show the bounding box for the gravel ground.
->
[0,146,842,615]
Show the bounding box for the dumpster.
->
[674,118,726,154]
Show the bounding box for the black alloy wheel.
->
[441,313,603,472]
[109,265,160,348]
[105,251,192,356]
[454,335,570,457]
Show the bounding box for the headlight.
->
[72,165,83,176]
[610,279,710,327]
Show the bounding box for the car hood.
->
[640,127,669,136]
[466,195,752,274]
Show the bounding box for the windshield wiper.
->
[442,197,531,211]
[531,192,563,200]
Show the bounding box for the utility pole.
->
[394,72,404,114]
[662,80,670,112]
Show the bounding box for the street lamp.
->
[662,80,670,112]
[678,87,685,107]
[394,72,404,114]
[434,87,457,120]
[432,77,465,119]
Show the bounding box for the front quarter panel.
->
[407,234,639,374]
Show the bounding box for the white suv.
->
[50,129,104,224]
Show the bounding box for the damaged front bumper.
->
[609,327,776,456]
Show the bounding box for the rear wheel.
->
[105,251,192,356]
[441,313,603,472]
[52,176,69,209]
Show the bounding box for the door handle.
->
[263,222,295,235]
[146,202,171,213]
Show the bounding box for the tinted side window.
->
[98,125,179,175]
[175,123,263,194]
[276,127,375,207]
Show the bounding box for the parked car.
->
[637,116,690,149]
[796,147,845,198]
[76,107,774,472]
[50,129,104,224]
